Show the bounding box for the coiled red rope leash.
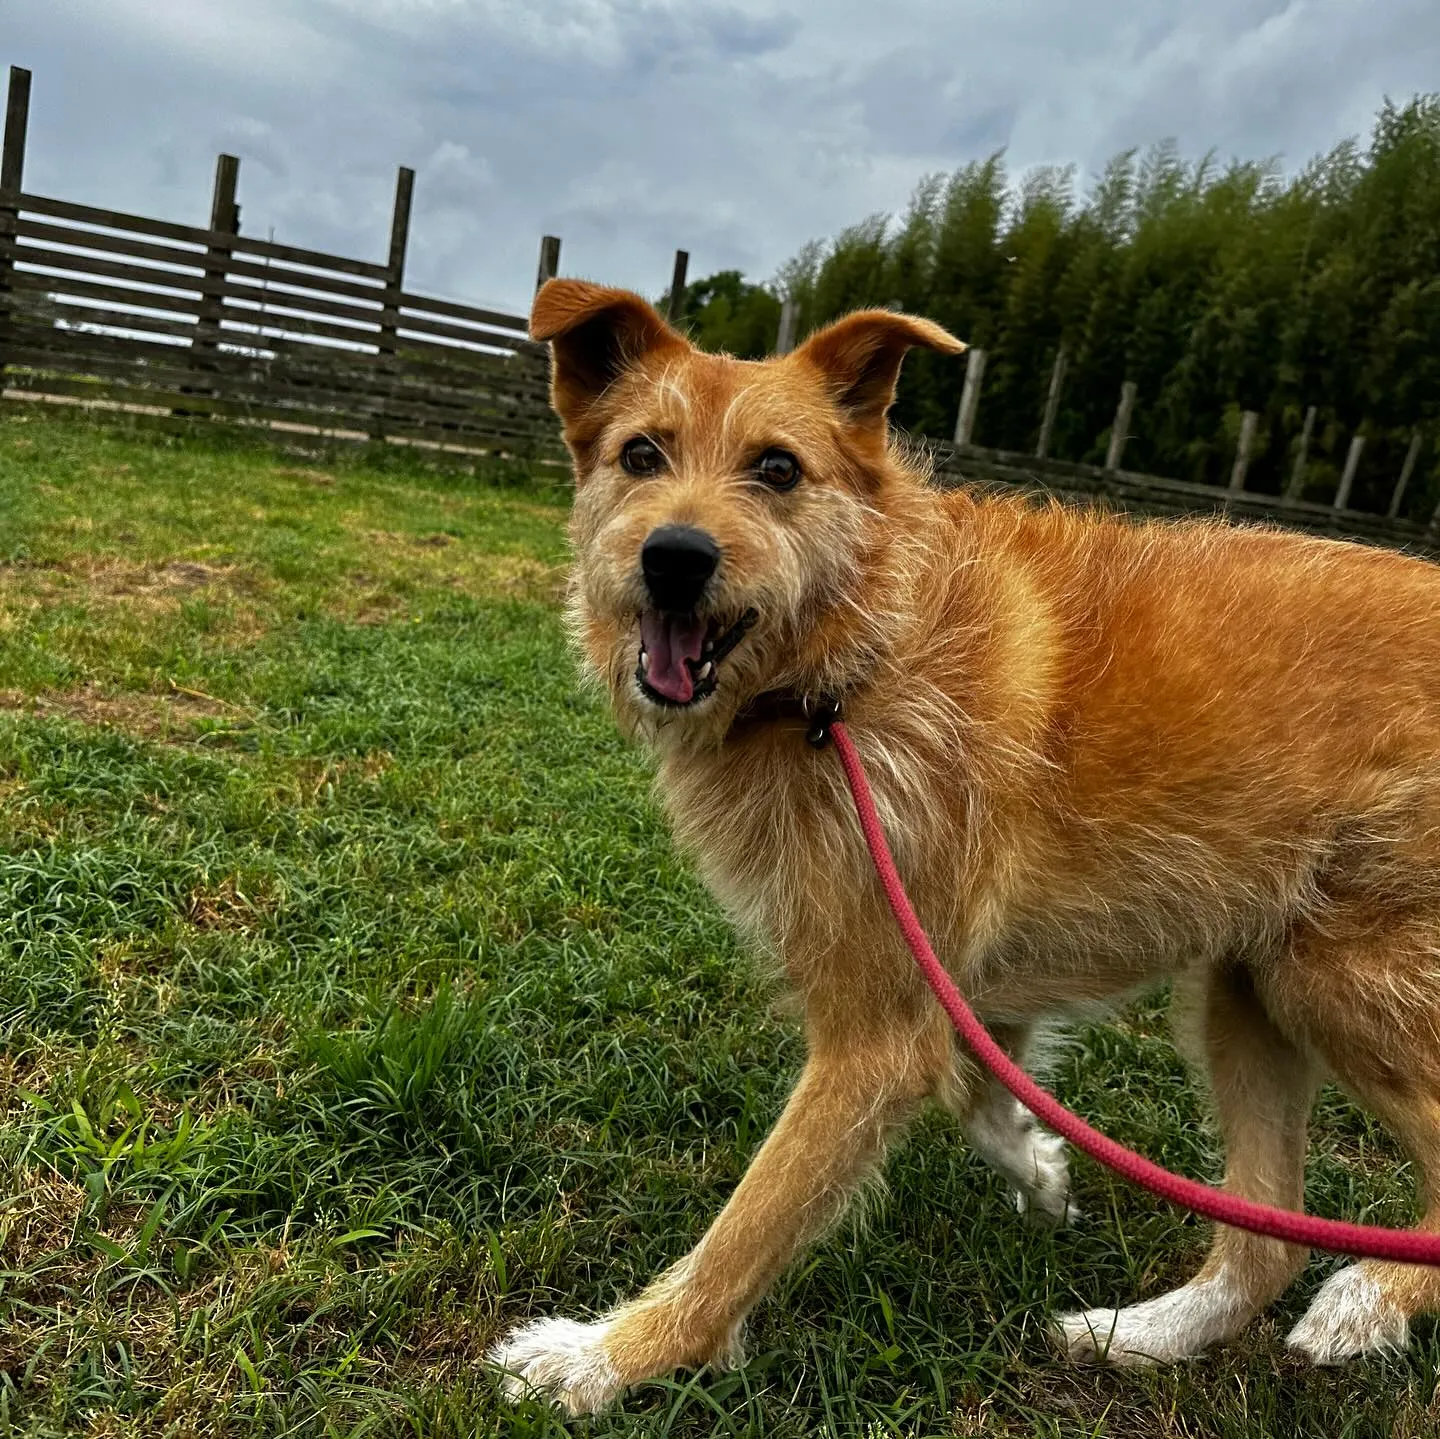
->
[826,716,1440,1265]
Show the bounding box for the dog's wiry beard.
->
[565,474,896,753]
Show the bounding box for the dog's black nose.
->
[641,525,720,612]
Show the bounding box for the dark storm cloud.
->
[5,1,1439,316]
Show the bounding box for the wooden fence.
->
[0,66,563,459]
[2,62,1435,559]
[935,443,1440,556]
[939,343,1433,538]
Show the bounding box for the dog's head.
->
[531,279,963,747]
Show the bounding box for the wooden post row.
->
[775,297,798,356]
[953,347,986,447]
[378,165,414,357]
[368,165,415,441]
[1334,434,1365,512]
[0,66,33,372]
[1389,431,1424,520]
[535,235,561,294]
[0,66,27,196]
[1105,381,1137,472]
[667,249,689,323]
[192,153,240,356]
[1286,405,1317,500]
[1035,347,1066,459]
[1228,410,1259,493]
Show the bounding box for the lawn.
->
[0,408,1436,1438]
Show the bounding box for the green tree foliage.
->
[678,96,1440,517]
[661,269,781,360]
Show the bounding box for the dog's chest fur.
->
[649,497,1440,1025]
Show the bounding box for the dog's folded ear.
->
[795,310,965,430]
[531,280,687,428]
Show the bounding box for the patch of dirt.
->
[0,682,246,740]
[274,466,338,487]
[96,939,183,1020]
[0,554,270,635]
[290,751,395,803]
[334,538,567,619]
[0,1166,88,1270]
[473,552,568,602]
[185,874,274,932]
[0,1049,70,1120]
[3,554,248,591]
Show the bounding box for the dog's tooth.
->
[640,650,650,674]
[699,661,714,680]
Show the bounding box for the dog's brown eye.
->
[754,448,801,492]
[620,437,665,476]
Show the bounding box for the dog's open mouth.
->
[636,608,757,707]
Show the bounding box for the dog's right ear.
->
[530,280,687,431]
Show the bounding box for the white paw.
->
[1012,1129,1081,1228]
[965,1099,1078,1228]
[487,1315,623,1416]
[1056,1277,1248,1366]
[1286,1267,1410,1365]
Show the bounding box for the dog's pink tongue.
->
[641,610,707,703]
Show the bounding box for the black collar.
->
[729,691,843,748]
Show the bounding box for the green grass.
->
[0,407,1437,1438]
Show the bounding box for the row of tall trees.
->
[667,96,1440,517]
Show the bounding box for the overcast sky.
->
[7,1,1440,317]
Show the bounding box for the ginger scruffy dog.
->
[490,279,1440,1414]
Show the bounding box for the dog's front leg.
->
[489,1036,937,1415]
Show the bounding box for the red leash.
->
[828,718,1440,1265]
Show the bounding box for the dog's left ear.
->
[795,310,965,429]
[530,279,688,429]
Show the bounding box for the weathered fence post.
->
[1035,346,1066,459]
[193,153,240,357]
[378,166,414,357]
[370,165,415,443]
[1105,381,1137,471]
[666,249,689,324]
[775,297,798,355]
[953,346,987,447]
[0,66,33,377]
[1228,410,1259,493]
[535,235,561,294]
[1388,431,1424,520]
[1285,404,1317,500]
[1334,434,1365,512]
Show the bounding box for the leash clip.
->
[804,694,842,749]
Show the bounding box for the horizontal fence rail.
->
[0,72,565,461]
[0,190,562,456]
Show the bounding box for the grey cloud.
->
[6,0,1440,318]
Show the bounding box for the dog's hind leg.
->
[1057,964,1318,1365]
[942,1021,1077,1227]
[1276,912,1440,1363]
[489,1013,950,1415]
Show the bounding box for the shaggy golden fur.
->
[490,280,1440,1414]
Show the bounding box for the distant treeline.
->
[668,96,1440,515]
